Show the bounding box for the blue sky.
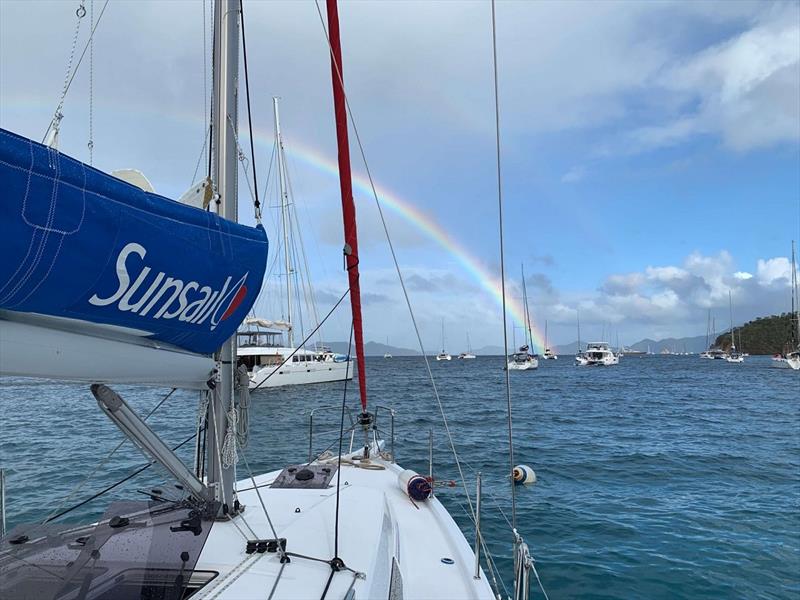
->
[1,0,798,351]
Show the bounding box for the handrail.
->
[307,405,396,463]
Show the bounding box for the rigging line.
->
[490,0,517,532]
[312,0,478,524]
[452,498,507,599]
[285,162,324,340]
[227,114,259,209]
[87,0,94,165]
[206,0,216,182]
[239,0,260,218]
[334,321,355,560]
[266,560,288,600]
[287,217,308,344]
[42,387,177,524]
[42,0,110,143]
[319,568,336,600]
[251,288,350,392]
[203,0,208,170]
[237,449,287,561]
[532,560,551,600]
[259,138,278,215]
[303,423,358,469]
[44,429,198,524]
[191,126,211,185]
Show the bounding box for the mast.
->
[728,290,736,352]
[544,320,548,350]
[273,97,294,348]
[576,310,581,354]
[705,309,710,349]
[326,0,367,411]
[522,265,533,352]
[206,0,240,511]
[792,240,798,349]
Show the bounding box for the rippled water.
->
[1,355,798,598]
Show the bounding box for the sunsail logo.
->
[89,242,248,330]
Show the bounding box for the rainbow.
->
[282,137,547,352]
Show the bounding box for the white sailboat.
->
[574,310,589,365]
[435,319,452,360]
[700,310,714,359]
[383,337,393,359]
[458,332,477,359]
[726,291,744,363]
[774,241,800,370]
[0,2,544,598]
[542,320,558,359]
[507,266,539,370]
[238,98,353,390]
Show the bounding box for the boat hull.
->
[248,358,353,389]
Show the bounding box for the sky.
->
[1,0,798,353]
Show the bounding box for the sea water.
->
[1,355,797,599]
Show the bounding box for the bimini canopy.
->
[0,128,268,357]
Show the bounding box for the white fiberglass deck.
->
[195,454,494,599]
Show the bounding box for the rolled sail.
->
[0,128,268,386]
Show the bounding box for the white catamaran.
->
[0,2,544,599]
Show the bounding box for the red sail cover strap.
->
[326,0,368,411]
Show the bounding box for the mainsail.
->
[0,127,268,387]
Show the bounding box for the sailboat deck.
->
[196,456,493,599]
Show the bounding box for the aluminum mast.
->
[206,0,240,512]
[274,97,294,349]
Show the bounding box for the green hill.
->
[714,313,798,355]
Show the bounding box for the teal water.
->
[1,355,798,598]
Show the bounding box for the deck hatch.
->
[270,464,338,489]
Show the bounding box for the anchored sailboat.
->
[775,241,800,370]
[236,98,353,389]
[435,319,452,360]
[507,265,539,370]
[726,291,744,363]
[542,320,558,359]
[458,331,477,359]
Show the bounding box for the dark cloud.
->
[525,273,555,295]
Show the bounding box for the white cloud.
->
[629,3,800,152]
[540,251,794,341]
[756,256,791,285]
[561,166,587,183]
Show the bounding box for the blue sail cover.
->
[0,128,268,355]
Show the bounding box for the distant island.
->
[318,313,795,357]
[713,312,796,355]
[552,312,795,356]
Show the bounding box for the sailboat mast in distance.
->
[273,97,293,348]
[728,290,736,351]
[326,0,367,411]
[792,240,799,348]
